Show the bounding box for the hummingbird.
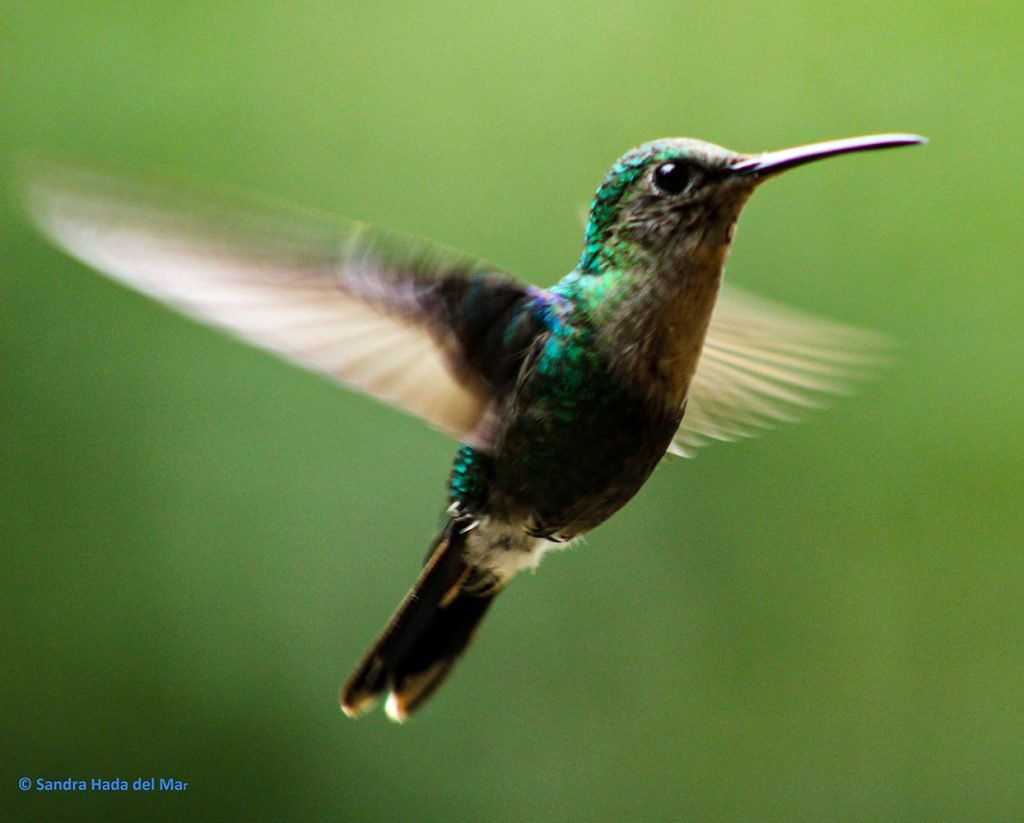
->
[23,132,924,722]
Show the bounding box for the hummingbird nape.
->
[23,132,924,721]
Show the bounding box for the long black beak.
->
[732,133,927,177]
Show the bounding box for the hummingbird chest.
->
[486,322,682,537]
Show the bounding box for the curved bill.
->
[732,133,927,177]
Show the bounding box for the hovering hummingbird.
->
[24,132,924,721]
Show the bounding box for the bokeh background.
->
[2,2,1021,821]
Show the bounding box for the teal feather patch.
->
[578,140,681,274]
[448,445,494,509]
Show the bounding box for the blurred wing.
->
[670,286,890,457]
[23,160,528,441]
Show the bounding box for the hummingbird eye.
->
[651,161,694,196]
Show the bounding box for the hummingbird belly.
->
[489,335,682,539]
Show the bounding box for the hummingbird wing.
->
[670,286,889,457]
[23,160,537,444]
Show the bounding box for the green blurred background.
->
[2,2,1021,820]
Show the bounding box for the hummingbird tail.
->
[340,515,500,722]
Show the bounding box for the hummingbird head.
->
[578,133,925,276]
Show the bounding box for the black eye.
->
[652,161,694,195]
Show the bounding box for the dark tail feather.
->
[340,517,499,722]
